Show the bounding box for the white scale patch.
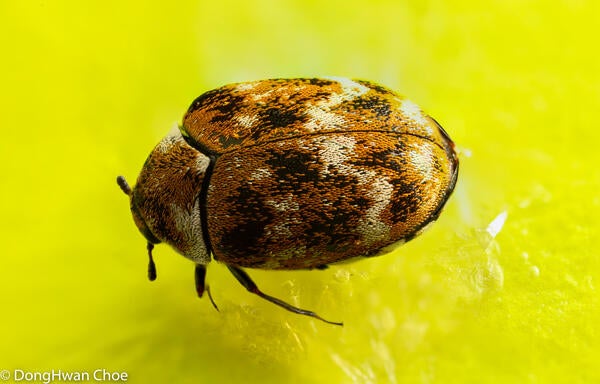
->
[399,100,427,125]
[304,106,345,132]
[357,177,394,246]
[157,123,183,153]
[325,76,370,98]
[317,135,393,246]
[234,82,258,92]
[317,135,357,174]
[399,99,435,136]
[304,78,369,132]
[250,167,272,181]
[251,88,274,101]
[264,192,300,244]
[169,200,210,264]
[267,193,299,213]
[408,146,435,182]
[194,152,211,175]
[235,114,259,128]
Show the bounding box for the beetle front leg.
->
[227,265,343,326]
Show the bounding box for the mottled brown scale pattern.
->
[206,132,453,269]
[131,78,458,270]
[164,77,460,269]
[182,78,452,157]
[121,77,459,324]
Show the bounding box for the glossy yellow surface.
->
[2,1,598,383]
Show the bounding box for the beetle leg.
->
[147,242,157,281]
[227,265,343,326]
[195,264,219,311]
[194,263,206,297]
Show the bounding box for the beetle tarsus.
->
[147,242,157,281]
[227,265,343,326]
[206,285,219,312]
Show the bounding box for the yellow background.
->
[1,1,598,383]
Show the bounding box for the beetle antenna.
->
[147,242,157,281]
[117,175,132,196]
[227,265,343,326]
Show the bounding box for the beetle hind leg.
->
[227,265,343,326]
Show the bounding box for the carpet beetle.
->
[117,77,459,325]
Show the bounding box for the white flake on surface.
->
[487,211,508,239]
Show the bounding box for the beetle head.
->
[117,126,212,268]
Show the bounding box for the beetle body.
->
[118,77,458,324]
